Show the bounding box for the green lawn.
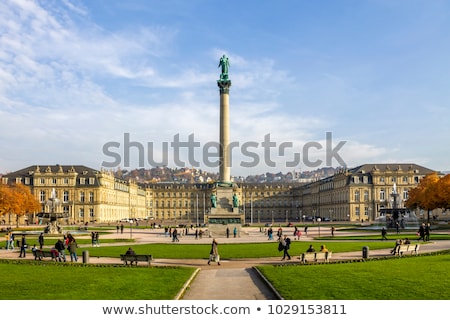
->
[257,252,450,299]
[0,260,195,299]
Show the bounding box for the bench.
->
[33,250,58,261]
[300,251,332,263]
[120,254,153,266]
[397,244,420,256]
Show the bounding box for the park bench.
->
[300,251,332,263]
[397,244,420,256]
[120,254,153,266]
[33,250,58,261]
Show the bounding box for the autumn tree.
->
[0,183,40,226]
[436,174,450,210]
[405,172,441,222]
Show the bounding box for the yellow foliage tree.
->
[406,172,441,222]
[0,183,40,225]
[436,174,450,210]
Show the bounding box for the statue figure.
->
[232,193,239,208]
[218,54,230,80]
[211,193,217,208]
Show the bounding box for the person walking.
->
[233,227,237,238]
[331,226,335,237]
[381,227,388,240]
[38,232,45,250]
[120,223,124,234]
[19,235,27,258]
[207,238,220,265]
[425,223,431,241]
[55,239,66,262]
[68,238,78,262]
[226,227,230,238]
[172,228,179,242]
[418,223,425,241]
[281,235,291,260]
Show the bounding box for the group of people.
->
[390,238,411,255]
[27,232,79,262]
[305,244,328,253]
[417,223,431,241]
[91,231,100,247]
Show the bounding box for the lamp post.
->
[317,217,322,237]
[271,211,274,224]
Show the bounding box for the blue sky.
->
[1,0,449,177]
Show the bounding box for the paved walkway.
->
[1,226,449,300]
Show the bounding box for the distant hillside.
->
[113,166,338,184]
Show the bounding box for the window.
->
[364,207,369,216]
[89,178,95,185]
[63,191,69,203]
[89,208,94,218]
[80,178,86,185]
[403,176,408,183]
[40,190,46,202]
[364,190,369,201]
[79,208,84,218]
[355,207,360,216]
[380,177,385,183]
[380,190,385,201]
[89,192,94,203]
[80,191,85,202]
[354,190,360,201]
[40,178,45,185]
[403,190,408,200]
[52,178,57,185]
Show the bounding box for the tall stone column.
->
[218,79,231,183]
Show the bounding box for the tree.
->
[436,174,450,211]
[405,172,440,222]
[0,183,40,226]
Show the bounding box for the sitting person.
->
[306,244,315,252]
[391,239,403,255]
[50,247,60,261]
[319,244,328,252]
[124,247,136,265]
[403,238,411,245]
[31,245,40,260]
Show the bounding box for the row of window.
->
[39,190,94,203]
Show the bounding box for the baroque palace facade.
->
[0,163,439,225]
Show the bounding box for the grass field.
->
[0,259,195,299]
[257,252,450,300]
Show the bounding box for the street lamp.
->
[271,211,274,224]
[317,217,322,237]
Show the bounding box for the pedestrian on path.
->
[425,223,431,241]
[19,235,27,258]
[38,232,44,249]
[207,238,220,265]
[281,235,291,260]
[68,238,78,262]
[381,227,388,240]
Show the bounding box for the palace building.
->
[0,163,441,225]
